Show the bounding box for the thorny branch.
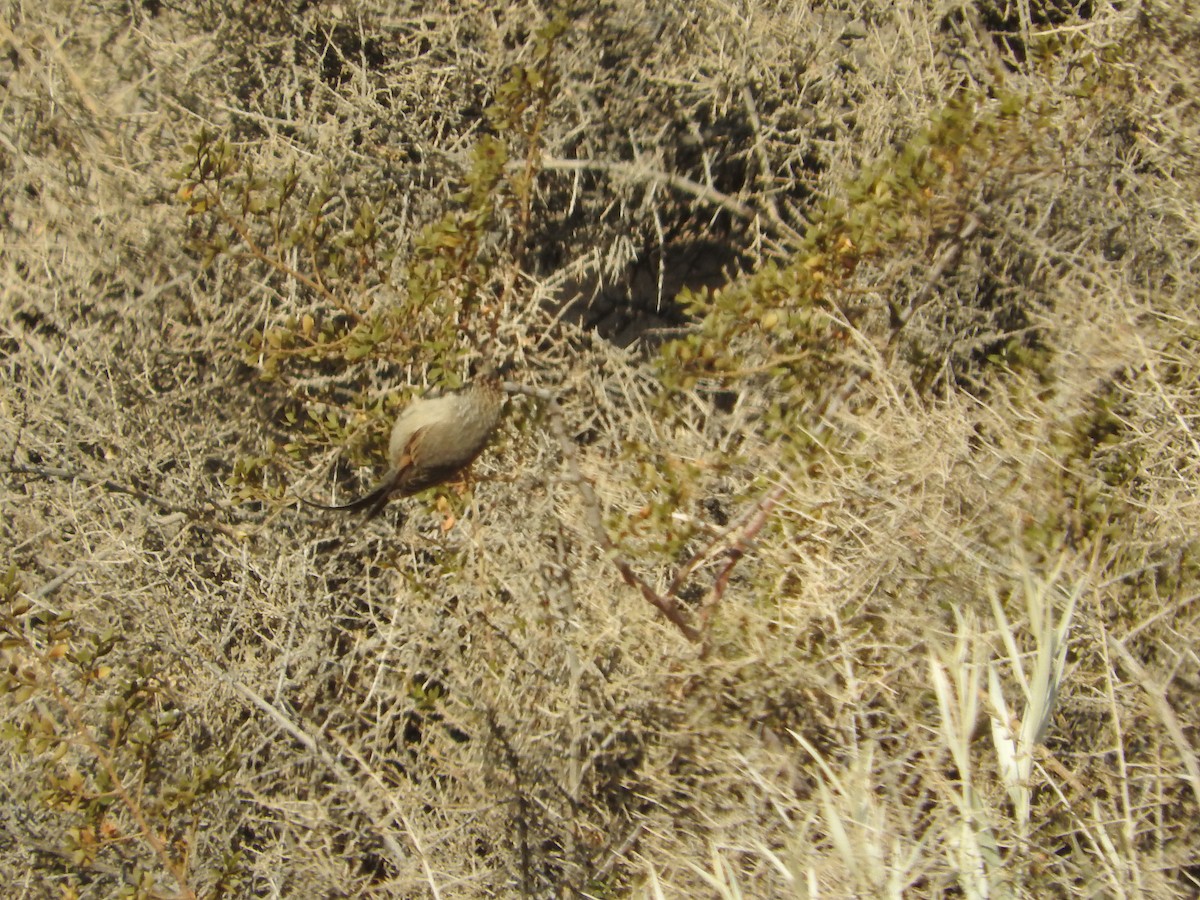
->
[505,381,778,644]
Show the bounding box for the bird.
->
[303,373,505,519]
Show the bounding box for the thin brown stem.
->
[536,386,702,643]
[12,635,197,898]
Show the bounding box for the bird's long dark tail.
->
[301,481,392,519]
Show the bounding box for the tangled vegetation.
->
[3,1,1199,896]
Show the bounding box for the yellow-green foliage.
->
[175,12,570,507]
[658,91,1043,404]
[1,564,237,893]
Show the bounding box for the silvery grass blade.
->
[790,734,926,899]
[684,844,746,900]
[929,609,1010,899]
[987,555,1081,834]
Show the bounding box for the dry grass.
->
[2,0,1199,897]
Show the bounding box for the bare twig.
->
[1106,634,1200,808]
[202,661,417,876]
[541,155,760,224]
[698,485,785,638]
[10,461,182,514]
[741,84,805,245]
[218,205,362,319]
[665,483,784,600]
[327,732,445,900]
[525,383,702,642]
[888,212,981,344]
[509,381,781,645]
[7,461,245,538]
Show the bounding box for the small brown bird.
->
[304,375,505,519]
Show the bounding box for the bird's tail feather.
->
[301,481,391,515]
